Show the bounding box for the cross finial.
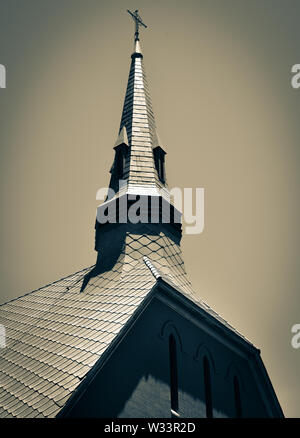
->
[127,9,147,41]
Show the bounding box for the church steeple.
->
[93,11,192,296]
[108,10,167,197]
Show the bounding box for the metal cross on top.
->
[127,9,147,41]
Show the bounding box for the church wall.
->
[66,294,269,418]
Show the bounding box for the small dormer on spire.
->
[114,125,129,149]
[110,126,129,185]
[153,132,167,184]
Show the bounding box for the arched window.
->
[169,334,179,415]
[203,356,213,418]
[233,376,242,418]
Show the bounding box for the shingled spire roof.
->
[120,39,159,184]
[108,35,167,198]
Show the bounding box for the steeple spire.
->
[108,10,168,198]
[92,11,192,297]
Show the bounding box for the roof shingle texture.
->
[0,225,252,418]
[0,226,194,418]
[117,43,165,193]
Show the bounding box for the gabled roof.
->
[0,224,256,418]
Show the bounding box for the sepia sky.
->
[0,0,300,417]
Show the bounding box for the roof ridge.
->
[142,255,253,346]
[142,256,162,280]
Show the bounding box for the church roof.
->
[0,224,255,418]
[0,255,155,418]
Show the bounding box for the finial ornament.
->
[127,9,147,41]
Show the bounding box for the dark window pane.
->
[203,357,213,418]
[233,376,242,418]
[169,335,179,412]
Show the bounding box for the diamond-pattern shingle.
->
[0,224,197,418]
[0,225,252,418]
